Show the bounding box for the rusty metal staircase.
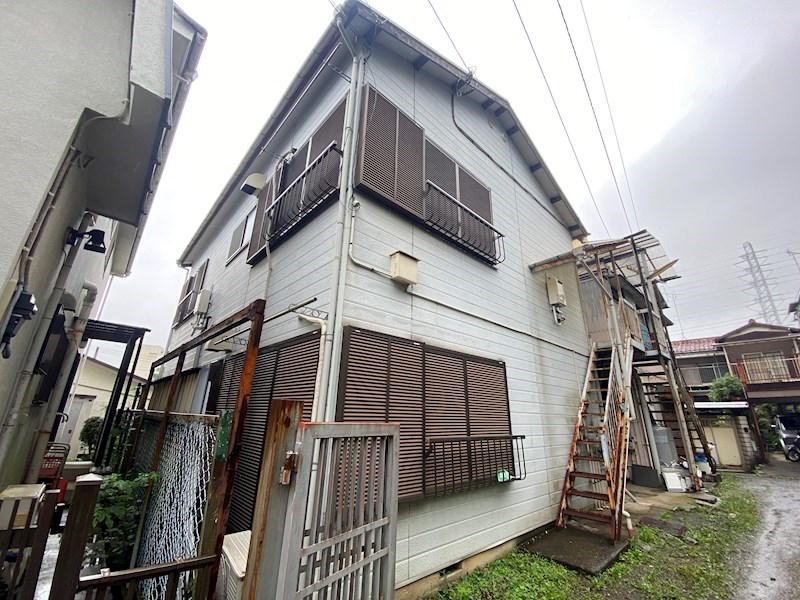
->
[557,338,633,541]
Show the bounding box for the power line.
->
[578,0,639,230]
[510,0,611,237]
[555,0,632,233]
[426,0,471,72]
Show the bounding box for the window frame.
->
[226,208,257,265]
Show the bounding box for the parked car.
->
[774,414,800,459]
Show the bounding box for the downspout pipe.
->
[0,213,95,479]
[296,313,328,422]
[24,281,98,483]
[319,27,367,422]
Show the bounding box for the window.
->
[337,326,524,501]
[227,210,256,262]
[172,259,208,327]
[247,99,347,264]
[356,86,504,264]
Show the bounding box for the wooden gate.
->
[243,400,399,600]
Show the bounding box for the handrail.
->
[77,555,216,588]
[425,180,503,234]
[266,142,342,216]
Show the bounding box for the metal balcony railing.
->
[424,182,505,265]
[267,143,342,244]
[423,434,525,498]
[735,356,800,384]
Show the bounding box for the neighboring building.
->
[132,344,166,380]
[671,320,800,470]
[157,1,596,590]
[717,320,800,405]
[0,2,205,487]
[56,356,146,459]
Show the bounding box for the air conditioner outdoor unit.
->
[217,530,251,600]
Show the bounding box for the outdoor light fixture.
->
[241,172,266,196]
[66,227,107,254]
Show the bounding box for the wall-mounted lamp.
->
[66,228,106,254]
[241,173,267,196]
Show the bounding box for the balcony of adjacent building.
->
[731,353,800,403]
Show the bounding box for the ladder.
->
[556,339,633,541]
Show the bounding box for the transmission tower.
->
[741,241,781,325]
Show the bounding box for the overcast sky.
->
[96,0,800,362]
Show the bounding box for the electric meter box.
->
[390,251,419,285]
[546,276,566,307]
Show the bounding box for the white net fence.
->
[135,414,218,600]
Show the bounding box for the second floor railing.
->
[735,355,800,384]
[424,182,505,265]
[267,143,343,245]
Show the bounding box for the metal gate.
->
[276,422,399,599]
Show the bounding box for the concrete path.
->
[737,454,800,599]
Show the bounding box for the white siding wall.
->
[343,45,590,586]
[168,68,351,362]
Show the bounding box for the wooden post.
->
[50,474,103,600]
[242,399,304,599]
[18,490,59,600]
[206,299,265,596]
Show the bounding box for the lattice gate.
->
[275,423,399,600]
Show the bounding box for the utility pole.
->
[741,241,781,325]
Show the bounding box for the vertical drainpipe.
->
[318,23,367,422]
[24,281,98,483]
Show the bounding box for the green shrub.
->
[708,374,745,402]
[79,416,104,456]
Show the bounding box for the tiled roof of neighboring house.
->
[672,337,718,354]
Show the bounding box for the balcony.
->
[267,143,342,245]
[735,356,800,385]
[423,434,525,498]
[424,182,505,265]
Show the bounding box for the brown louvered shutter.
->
[310,99,346,161]
[217,332,321,533]
[466,359,509,436]
[395,113,425,217]
[458,169,495,257]
[359,87,397,200]
[274,142,309,234]
[387,336,424,499]
[424,349,470,495]
[338,327,424,500]
[424,141,460,236]
[247,178,273,264]
[272,332,320,423]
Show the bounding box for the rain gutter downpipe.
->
[320,23,367,422]
[25,281,98,483]
[297,313,328,422]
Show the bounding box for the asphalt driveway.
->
[736,454,800,599]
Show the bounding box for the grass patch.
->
[438,477,757,600]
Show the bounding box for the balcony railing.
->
[267,143,342,245]
[679,363,731,387]
[736,356,800,384]
[423,434,525,498]
[424,182,505,265]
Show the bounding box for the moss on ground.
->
[438,477,757,600]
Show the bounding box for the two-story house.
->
[157,1,600,592]
[0,1,205,488]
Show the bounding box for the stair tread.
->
[581,425,604,431]
[574,454,604,462]
[571,470,606,480]
[563,508,613,523]
[568,489,609,501]
[577,439,601,445]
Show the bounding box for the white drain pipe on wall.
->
[24,281,97,483]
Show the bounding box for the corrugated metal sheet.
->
[147,370,201,413]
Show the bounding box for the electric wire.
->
[578,0,640,230]
[510,0,611,237]
[426,0,471,72]
[555,0,632,234]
